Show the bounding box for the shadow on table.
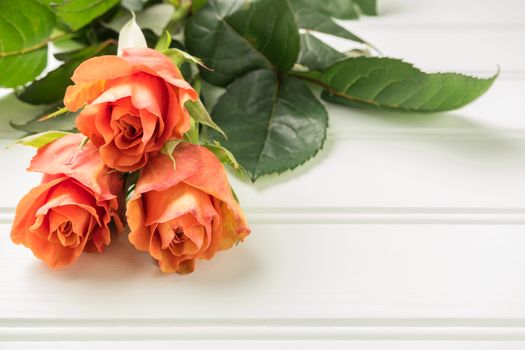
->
[245,106,524,190]
[26,231,259,285]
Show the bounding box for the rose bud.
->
[64,48,198,172]
[11,134,124,268]
[127,143,250,274]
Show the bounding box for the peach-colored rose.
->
[11,134,124,268]
[63,48,198,172]
[127,143,250,274]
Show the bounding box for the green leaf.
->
[54,49,86,62]
[155,31,172,52]
[354,0,377,16]
[184,118,199,144]
[185,0,300,86]
[159,40,193,81]
[192,0,208,13]
[124,171,140,199]
[288,0,366,43]
[163,48,208,69]
[18,42,115,105]
[55,0,120,31]
[203,141,247,177]
[161,140,183,168]
[290,0,376,19]
[11,131,71,148]
[24,59,84,103]
[0,0,55,88]
[305,57,497,112]
[185,98,226,138]
[298,33,346,71]
[209,69,328,181]
[10,107,79,134]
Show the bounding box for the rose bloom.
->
[127,143,250,274]
[64,48,198,172]
[11,134,124,268]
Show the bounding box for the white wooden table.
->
[1,0,524,348]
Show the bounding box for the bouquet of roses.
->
[10,41,250,274]
[4,0,496,274]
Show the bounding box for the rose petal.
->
[71,56,133,84]
[130,73,167,117]
[29,134,124,201]
[26,226,91,268]
[35,180,100,226]
[122,48,197,101]
[139,108,159,148]
[52,204,93,237]
[216,200,250,251]
[127,199,151,252]
[166,82,190,139]
[85,224,111,253]
[47,208,68,233]
[100,142,146,171]
[91,77,133,105]
[135,143,235,207]
[156,222,175,249]
[64,80,106,112]
[175,259,195,275]
[76,104,108,146]
[181,224,206,253]
[11,177,66,245]
[142,183,217,227]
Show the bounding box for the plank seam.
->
[3,324,525,341]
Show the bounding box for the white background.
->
[1,0,525,348]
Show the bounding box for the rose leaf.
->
[10,106,79,134]
[203,141,247,177]
[289,0,376,20]
[185,98,226,138]
[185,0,300,87]
[10,131,72,149]
[0,0,55,88]
[54,0,120,31]
[208,69,328,181]
[296,57,498,112]
[297,33,347,71]
[287,0,368,43]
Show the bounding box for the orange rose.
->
[127,143,250,274]
[64,48,198,172]
[11,134,124,268]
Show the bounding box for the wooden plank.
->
[372,0,525,25]
[4,125,525,211]
[4,341,525,350]
[324,26,524,78]
[1,0,524,346]
[2,223,525,320]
